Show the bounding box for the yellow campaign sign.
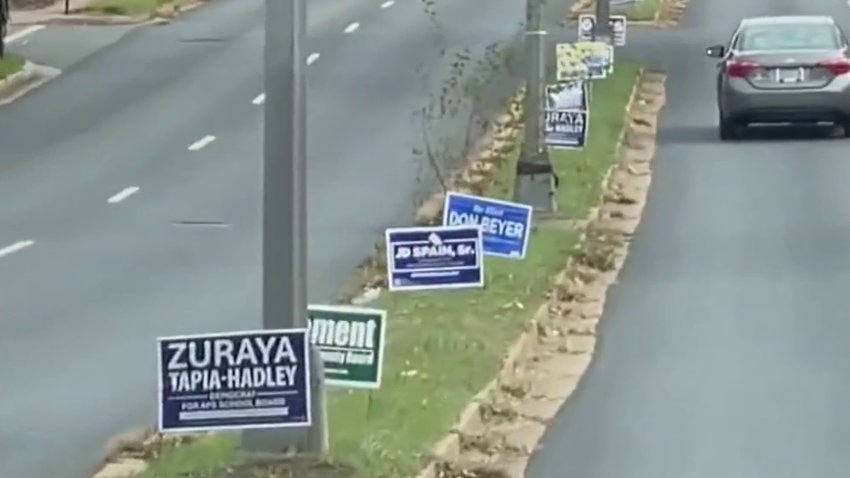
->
[556,41,614,81]
[575,41,614,78]
[555,43,589,82]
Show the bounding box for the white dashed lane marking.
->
[344,22,360,33]
[188,135,216,151]
[381,0,394,7]
[107,186,140,204]
[4,25,45,43]
[253,52,320,104]
[0,240,35,259]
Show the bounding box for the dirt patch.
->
[415,70,667,478]
[198,457,356,478]
[97,430,355,478]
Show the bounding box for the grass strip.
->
[0,55,25,82]
[622,0,663,21]
[134,60,642,478]
[83,0,176,16]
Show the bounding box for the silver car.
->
[706,15,850,140]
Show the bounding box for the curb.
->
[414,303,544,478]
[92,429,207,478]
[0,60,61,106]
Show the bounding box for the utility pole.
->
[513,0,557,213]
[593,0,611,43]
[242,0,328,456]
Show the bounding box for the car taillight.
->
[726,60,759,78]
[817,58,850,75]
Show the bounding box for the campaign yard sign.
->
[556,42,590,82]
[546,81,590,113]
[442,192,532,259]
[545,108,589,150]
[385,225,484,291]
[308,305,387,389]
[157,329,310,433]
[577,14,627,46]
[575,41,615,79]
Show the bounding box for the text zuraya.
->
[165,336,300,393]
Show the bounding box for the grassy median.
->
[135,61,642,478]
[623,0,663,21]
[572,0,664,21]
[0,55,25,82]
[84,0,180,16]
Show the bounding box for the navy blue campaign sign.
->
[545,108,589,149]
[546,81,589,114]
[442,192,532,259]
[157,329,311,433]
[385,225,484,291]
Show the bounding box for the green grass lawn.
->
[622,0,663,21]
[83,0,175,16]
[133,61,642,478]
[0,55,25,81]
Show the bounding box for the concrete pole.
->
[513,0,557,212]
[594,0,611,43]
[242,0,328,456]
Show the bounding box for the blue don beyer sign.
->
[157,329,311,433]
[385,225,484,291]
[442,192,532,259]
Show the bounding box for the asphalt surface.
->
[0,0,527,477]
[527,1,850,478]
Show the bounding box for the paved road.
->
[528,1,850,477]
[0,0,526,477]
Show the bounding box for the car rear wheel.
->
[841,122,850,138]
[719,113,738,141]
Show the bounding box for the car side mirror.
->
[706,45,725,58]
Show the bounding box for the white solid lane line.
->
[107,186,140,204]
[253,93,266,105]
[0,240,35,259]
[307,52,320,64]
[344,22,360,33]
[4,25,45,44]
[188,135,216,151]
[380,0,394,7]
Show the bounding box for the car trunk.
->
[733,50,846,90]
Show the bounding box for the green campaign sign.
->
[307,304,387,389]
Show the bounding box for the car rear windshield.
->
[738,23,840,51]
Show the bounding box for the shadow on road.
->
[657,125,717,144]
[739,124,840,142]
[658,124,842,144]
